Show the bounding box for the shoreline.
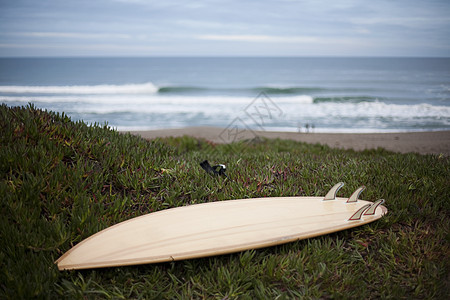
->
[126,127,450,156]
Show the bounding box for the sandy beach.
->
[127,127,450,156]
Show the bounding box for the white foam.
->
[276,101,450,119]
[2,94,449,132]
[2,94,448,116]
[274,95,314,104]
[2,95,449,117]
[0,94,313,106]
[0,83,159,94]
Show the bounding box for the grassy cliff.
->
[1,104,448,299]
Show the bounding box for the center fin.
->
[346,186,366,203]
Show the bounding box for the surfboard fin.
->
[346,186,366,203]
[348,199,385,221]
[323,182,344,201]
[363,199,385,216]
[348,204,371,221]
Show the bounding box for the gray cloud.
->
[0,0,449,56]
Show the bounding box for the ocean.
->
[1,57,449,133]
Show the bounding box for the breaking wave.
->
[0,83,159,94]
[0,83,330,96]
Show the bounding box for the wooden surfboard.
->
[56,183,387,270]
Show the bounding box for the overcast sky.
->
[1,0,449,57]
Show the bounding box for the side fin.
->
[348,204,371,221]
[346,186,366,203]
[323,182,345,201]
[363,199,385,216]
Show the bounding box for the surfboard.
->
[56,182,387,270]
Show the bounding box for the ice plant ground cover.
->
[1,104,448,299]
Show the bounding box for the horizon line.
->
[1,55,449,59]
